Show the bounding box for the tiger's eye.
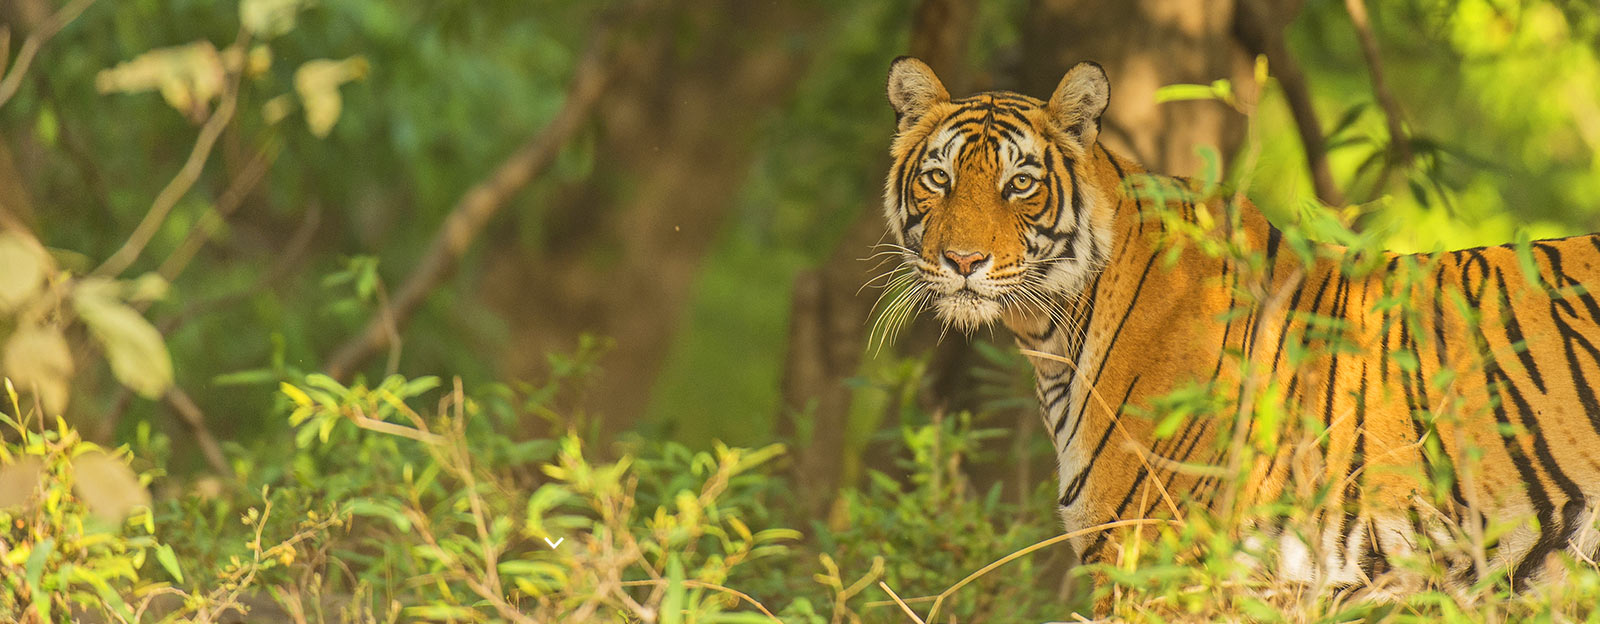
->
[1008,173,1037,194]
[924,170,950,188]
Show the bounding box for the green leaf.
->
[212,368,279,386]
[346,498,413,532]
[317,413,338,443]
[1194,144,1221,192]
[497,559,567,594]
[35,106,58,146]
[524,484,576,538]
[661,554,687,624]
[731,443,785,475]
[1512,228,1544,289]
[401,376,440,397]
[72,279,174,399]
[154,544,185,584]
[1324,101,1371,141]
[1408,178,1430,207]
[1153,411,1187,439]
[25,538,54,600]
[303,373,346,395]
[1154,83,1218,103]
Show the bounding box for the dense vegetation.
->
[2,0,1600,621]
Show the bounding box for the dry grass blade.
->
[618,579,784,622]
[922,518,1180,622]
[1017,347,1185,523]
[878,581,927,624]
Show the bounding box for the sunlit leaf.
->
[0,231,48,314]
[96,42,226,119]
[72,278,174,399]
[1154,83,1219,103]
[294,57,370,138]
[122,272,170,304]
[240,0,310,38]
[280,382,312,407]
[73,565,136,621]
[261,93,295,124]
[2,323,74,414]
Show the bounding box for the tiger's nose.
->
[943,250,991,276]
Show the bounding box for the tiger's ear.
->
[887,56,949,131]
[1047,62,1110,149]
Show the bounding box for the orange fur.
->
[880,56,1600,590]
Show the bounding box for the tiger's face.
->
[882,58,1113,334]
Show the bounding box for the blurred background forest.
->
[2,0,1600,621]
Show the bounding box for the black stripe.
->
[1059,379,1142,509]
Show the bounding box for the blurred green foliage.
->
[8,0,1596,451]
[1252,0,1600,251]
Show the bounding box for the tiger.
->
[877,55,1600,592]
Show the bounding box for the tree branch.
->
[93,28,249,278]
[323,34,618,381]
[1345,0,1410,166]
[165,386,234,478]
[1235,0,1344,206]
[0,0,96,110]
[157,140,278,281]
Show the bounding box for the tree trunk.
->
[777,0,982,518]
[1020,0,1252,176]
[477,1,824,444]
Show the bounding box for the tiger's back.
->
[1067,181,1600,585]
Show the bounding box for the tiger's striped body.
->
[880,57,1600,588]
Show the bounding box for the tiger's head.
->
[882,57,1118,335]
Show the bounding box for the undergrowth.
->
[0,348,1075,623]
[7,346,1600,622]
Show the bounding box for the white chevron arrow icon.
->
[544,537,564,548]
